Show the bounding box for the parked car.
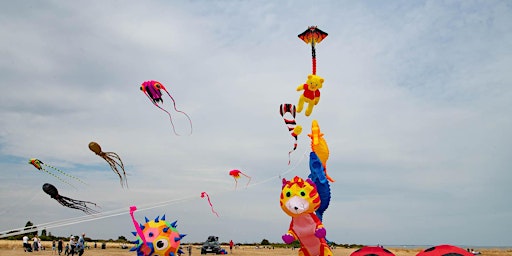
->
[201,236,221,254]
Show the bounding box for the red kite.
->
[350,246,395,256]
[298,26,328,75]
[416,244,473,256]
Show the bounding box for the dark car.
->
[201,236,221,254]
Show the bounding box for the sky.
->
[1,0,511,247]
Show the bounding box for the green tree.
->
[24,221,37,236]
[260,239,270,245]
[41,229,47,236]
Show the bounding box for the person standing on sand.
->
[33,235,39,251]
[229,240,234,254]
[187,244,192,256]
[58,239,63,255]
[23,235,29,252]
[69,236,76,256]
[76,233,85,256]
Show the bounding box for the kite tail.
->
[105,152,128,189]
[308,152,331,221]
[201,192,219,217]
[144,93,181,136]
[43,163,87,186]
[311,42,317,75]
[240,172,252,188]
[279,104,302,165]
[40,167,77,189]
[60,196,100,215]
[163,89,193,136]
[287,135,299,165]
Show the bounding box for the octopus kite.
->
[229,169,251,189]
[200,192,219,217]
[42,183,99,214]
[29,158,86,187]
[140,80,193,136]
[88,142,128,188]
[129,206,186,256]
[279,104,303,164]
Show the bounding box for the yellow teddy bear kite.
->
[296,74,324,116]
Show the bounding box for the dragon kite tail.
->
[308,152,331,222]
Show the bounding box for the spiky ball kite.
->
[129,206,186,256]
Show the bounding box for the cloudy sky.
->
[1,0,511,247]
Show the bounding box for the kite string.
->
[0,153,307,238]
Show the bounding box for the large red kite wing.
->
[416,244,473,256]
[350,246,395,256]
[298,26,328,44]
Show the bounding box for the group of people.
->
[22,233,86,256]
[22,235,42,252]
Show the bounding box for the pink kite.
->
[140,80,193,136]
[229,169,251,189]
[200,192,219,217]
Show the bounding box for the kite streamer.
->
[200,192,219,217]
[29,158,86,187]
[279,104,303,164]
[298,26,328,75]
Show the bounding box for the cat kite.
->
[28,158,86,187]
[279,104,303,164]
[42,183,99,214]
[280,176,332,256]
[229,169,251,189]
[200,192,219,217]
[140,80,193,136]
[88,142,128,188]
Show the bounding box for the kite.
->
[308,120,334,182]
[129,206,186,256]
[28,158,86,187]
[140,80,193,136]
[298,26,328,75]
[308,152,331,222]
[416,244,473,256]
[200,192,219,217]
[229,169,251,189]
[280,176,332,256]
[296,74,324,117]
[42,183,99,214]
[279,104,303,164]
[88,142,128,188]
[350,246,395,256]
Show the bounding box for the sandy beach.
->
[0,240,510,256]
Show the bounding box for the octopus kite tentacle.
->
[42,183,99,215]
[88,142,128,188]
